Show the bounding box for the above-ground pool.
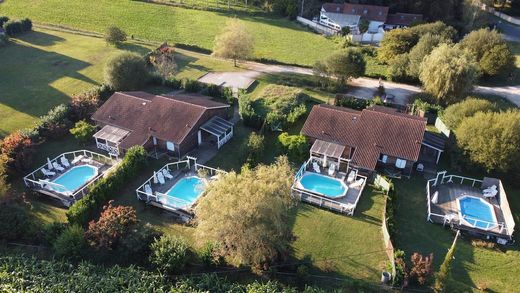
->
[298,172,347,198]
[51,165,98,195]
[164,176,205,208]
[458,196,498,230]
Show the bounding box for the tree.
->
[70,90,100,121]
[442,97,497,129]
[323,48,366,86]
[245,132,264,167]
[458,28,514,76]
[149,235,190,274]
[0,131,34,174]
[85,201,138,249]
[70,120,97,144]
[278,133,308,163]
[53,225,88,261]
[435,234,458,292]
[194,157,294,268]
[378,29,418,64]
[407,33,451,79]
[358,18,370,34]
[409,252,434,285]
[104,52,148,90]
[419,44,479,104]
[388,53,410,82]
[104,26,127,46]
[212,19,254,67]
[455,110,520,172]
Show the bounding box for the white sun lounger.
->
[162,169,174,180]
[71,155,84,165]
[60,156,71,168]
[157,172,166,185]
[41,168,55,177]
[347,170,356,183]
[312,162,321,173]
[328,163,336,176]
[52,162,65,172]
[350,178,365,188]
[144,184,153,195]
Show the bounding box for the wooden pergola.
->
[93,125,130,156]
[310,139,350,167]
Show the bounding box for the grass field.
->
[1,0,338,66]
[393,174,520,291]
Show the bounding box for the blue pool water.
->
[165,176,205,207]
[52,165,97,194]
[459,196,497,229]
[299,172,347,198]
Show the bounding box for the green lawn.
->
[1,0,338,66]
[393,175,520,291]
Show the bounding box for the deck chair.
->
[347,170,356,183]
[350,178,365,188]
[144,184,153,195]
[41,168,56,177]
[312,162,321,173]
[483,189,498,198]
[52,162,65,172]
[61,156,71,168]
[157,172,166,185]
[71,155,84,165]
[162,169,174,180]
[328,163,336,176]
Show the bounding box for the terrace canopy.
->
[422,131,445,164]
[199,116,234,149]
[310,139,347,163]
[93,125,130,155]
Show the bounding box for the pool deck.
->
[428,182,510,238]
[147,169,194,196]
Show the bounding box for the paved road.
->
[492,15,520,43]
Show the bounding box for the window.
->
[379,154,388,163]
[395,158,407,169]
[166,141,175,151]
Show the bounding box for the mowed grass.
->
[393,176,520,291]
[0,28,152,137]
[0,0,337,66]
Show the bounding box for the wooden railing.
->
[217,131,233,149]
[96,142,119,156]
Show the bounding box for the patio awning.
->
[422,131,445,151]
[310,139,346,159]
[93,125,130,143]
[200,116,233,138]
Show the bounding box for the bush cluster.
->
[149,234,190,274]
[277,133,308,163]
[66,146,148,226]
[4,18,32,36]
[335,96,370,110]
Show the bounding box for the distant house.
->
[301,104,443,177]
[91,91,233,158]
[318,3,422,34]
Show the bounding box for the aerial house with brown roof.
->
[301,104,443,178]
[91,91,233,158]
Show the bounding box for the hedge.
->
[4,18,32,37]
[67,146,147,226]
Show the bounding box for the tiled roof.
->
[386,13,423,26]
[301,104,426,171]
[322,3,389,22]
[92,92,229,149]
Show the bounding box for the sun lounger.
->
[328,163,336,176]
[347,170,356,183]
[350,178,365,188]
[144,184,153,195]
[60,156,70,168]
[81,158,93,164]
[71,155,84,165]
[157,172,166,185]
[162,169,174,180]
[483,189,498,198]
[312,162,321,173]
[41,168,56,177]
[52,162,65,172]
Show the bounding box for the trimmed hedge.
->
[67,146,148,226]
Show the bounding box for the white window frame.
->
[379,154,388,163]
[166,141,175,151]
[395,158,407,169]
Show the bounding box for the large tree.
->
[194,157,294,268]
[406,33,452,79]
[212,19,254,67]
[419,44,479,104]
[104,52,148,90]
[456,110,520,172]
[442,97,497,130]
[458,28,514,76]
[323,48,366,86]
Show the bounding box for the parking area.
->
[198,71,257,90]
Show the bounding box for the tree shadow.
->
[16,30,66,46]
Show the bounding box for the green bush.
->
[245,132,264,167]
[336,96,370,110]
[36,104,71,139]
[442,97,497,130]
[181,78,203,92]
[0,202,35,241]
[53,225,88,262]
[70,120,97,143]
[104,26,127,45]
[104,52,148,91]
[149,235,190,274]
[278,133,308,163]
[67,146,148,226]
[0,33,9,47]
[42,222,67,245]
[238,95,263,129]
[4,18,32,36]
[0,16,9,27]
[198,242,221,267]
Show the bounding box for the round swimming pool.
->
[298,172,347,198]
[164,176,205,208]
[458,196,497,230]
[51,165,98,194]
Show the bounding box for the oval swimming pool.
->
[458,196,497,230]
[165,176,205,207]
[51,165,98,194]
[298,172,347,198]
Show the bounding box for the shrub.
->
[37,104,71,139]
[20,18,32,32]
[164,77,182,89]
[70,120,97,144]
[53,225,88,261]
[42,222,67,245]
[104,52,148,91]
[245,132,264,167]
[0,202,34,241]
[393,250,408,287]
[70,90,100,121]
[256,84,308,129]
[442,97,497,130]
[277,133,308,163]
[238,95,263,129]
[104,26,127,45]
[149,235,190,274]
[181,78,203,92]
[0,33,9,47]
[198,242,220,267]
[0,16,9,27]
[117,223,159,264]
[286,104,307,124]
[0,131,34,174]
[67,146,147,226]
[336,96,370,110]
[3,18,32,36]
[409,252,433,285]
